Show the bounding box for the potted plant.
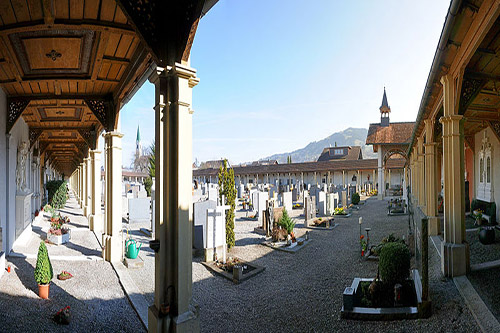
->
[47,220,71,245]
[34,241,53,299]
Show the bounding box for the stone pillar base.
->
[428,216,440,236]
[377,193,383,200]
[441,242,469,277]
[103,234,122,262]
[89,214,102,234]
[148,300,200,333]
[83,205,88,217]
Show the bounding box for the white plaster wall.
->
[474,127,500,223]
[0,87,6,252]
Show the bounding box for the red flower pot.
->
[38,283,50,299]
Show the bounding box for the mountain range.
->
[261,127,376,163]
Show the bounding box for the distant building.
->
[317,146,362,162]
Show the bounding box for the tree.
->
[145,141,155,196]
[131,152,149,173]
[287,155,292,164]
[218,159,236,248]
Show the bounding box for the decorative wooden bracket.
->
[84,97,116,132]
[488,121,500,144]
[6,97,31,133]
[459,77,485,115]
[464,135,475,151]
[29,128,43,148]
[78,126,98,150]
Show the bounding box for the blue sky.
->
[118,0,451,166]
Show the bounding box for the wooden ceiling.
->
[0,0,154,176]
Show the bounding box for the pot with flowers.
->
[47,219,71,245]
[34,241,53,299]
[360,235,367,257]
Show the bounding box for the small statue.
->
[16,141,29,193]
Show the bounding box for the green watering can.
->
[125,239,142,259]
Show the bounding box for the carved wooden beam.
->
[488,121,500,143]
[84,97,116,132]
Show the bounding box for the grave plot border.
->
[261,238,312,253]
[307,217,337,231]
[341,270,431,320]
[334,213,352,218]
[201,260,265,284]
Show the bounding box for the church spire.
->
[380,87,390,127]
[135,124,142,158]
[136,125,141,142]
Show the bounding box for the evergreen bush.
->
[379,242,411,286]
[218,160,236,248]
[46,180,68,209]
[278,208,295,234]
[34,241,53,285]
[352,192,360,205]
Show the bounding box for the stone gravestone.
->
[128,198,151,223]
[326,193,335,216]
[205,206,228,262]
[208,188,218,202]
[193,200,217,250]
[304,196,316,226]
[414,206,431,315]
[238,184,245,198]
[292,187,299,202]
[341,191,347,208]
[255,191,269,224]
[280,191,293,213]
[318,191,327,216]
[273,207,284,227]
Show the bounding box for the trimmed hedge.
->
[352,192,360,205]
[46,180,68,209]
[379,242,411,286]
[34,241,53,285]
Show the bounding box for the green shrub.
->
[379,242,411,286]
[46,180,68,209]
[278,209,295,234]
[352,192,360,205]
[34,241,53,285]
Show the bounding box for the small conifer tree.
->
[218,160,237,248]
[34,241,53,285]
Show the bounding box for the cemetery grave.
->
[388,198,407,216]
[307,217,337,230]
[341,210,431,320]
[261,209,312,253]
[334,207,352,218]
[201,257,265,284]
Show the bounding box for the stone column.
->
[148,64,200,332]
[103,131,124,262]
[79,164,84,204]
[417,136,425,209]
[439,74,468,277]
[377,146,384,199]
[83,157,89,216]
[342,170,345,188]
[89,150,102,234]
[424,119,439,235]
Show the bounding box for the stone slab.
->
[261,238,312,253]
[124,256,145,269]
[193,200,217,250]
[201,260,265,284]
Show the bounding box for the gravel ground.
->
[0,193,145,333]
[190,197,480,333]
[467,228,500,265]
[468,266,500,323]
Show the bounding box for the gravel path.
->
[0,193,145,333]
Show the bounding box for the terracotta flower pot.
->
[38,283,50,299]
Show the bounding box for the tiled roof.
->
[193,158,405,177]
[366,122,415,145]
[317,146,362,162]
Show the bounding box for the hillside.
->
[261,128,376,163]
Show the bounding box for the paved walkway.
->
[0,192,145,332]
